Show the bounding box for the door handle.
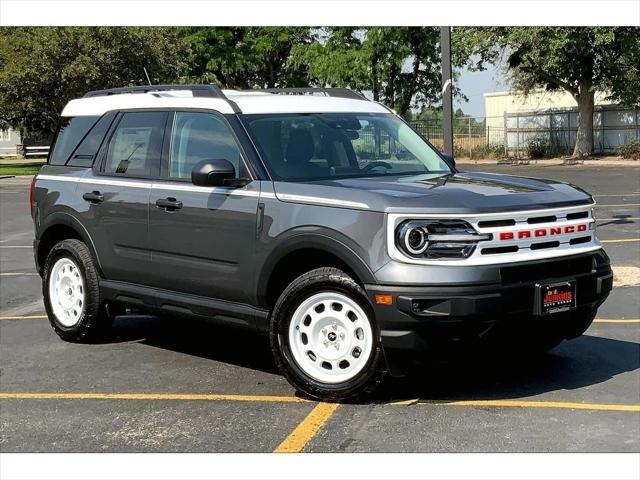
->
[156,197,183,211]
[82,191,104,204]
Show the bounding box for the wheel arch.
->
[257,233,377,310]
[37,213,102,276]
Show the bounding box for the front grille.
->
[501,255,594,284]
[387,203,600,266]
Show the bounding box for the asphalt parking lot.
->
[1,164,638,453]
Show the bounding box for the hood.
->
[272,171,594,213]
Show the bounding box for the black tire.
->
[43,239,113,342]
[269,267,386,401]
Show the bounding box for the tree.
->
[181,27,312,89]
[292,27,443,118]
[454,27,640,157]
[0,27,189,137]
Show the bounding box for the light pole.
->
[440,26,454,158]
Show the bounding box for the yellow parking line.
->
[597,217,640,222]
[595,193,640,197]
[0,315,47,320]
[597,203,640,207]
[0,392,307,403]
[274,402,339,453]
[416,399,640,412]
[601,239,639,243]
[593,319,640,324]
[0,272,38,276]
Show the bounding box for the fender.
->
[255,228,377,308]
[37,211,104,275]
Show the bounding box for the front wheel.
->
[270,267,386,401]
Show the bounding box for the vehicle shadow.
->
[106,315,638,403]
[597,214,635,227]
[370,334,640,404]
[108,313,279,375]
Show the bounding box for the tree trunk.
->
[573,88,594,157]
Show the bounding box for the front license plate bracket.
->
[534,281,577,316]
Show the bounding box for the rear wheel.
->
[43,239,114,342]
[270,267,386,401]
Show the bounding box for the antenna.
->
[143,67,152,86]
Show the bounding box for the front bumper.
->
[366,250,613,355]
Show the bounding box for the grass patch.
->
[0,163,43,176]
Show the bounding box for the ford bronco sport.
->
[31,85,612,400]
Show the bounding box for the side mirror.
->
[192,159,238,187]
[441,153,456,167]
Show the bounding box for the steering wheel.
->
[362,161,393,172]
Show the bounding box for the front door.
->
[146,111,259,304]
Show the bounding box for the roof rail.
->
[83,84,226,99]
[258,88,367,101]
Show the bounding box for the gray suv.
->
[31,85,612,400]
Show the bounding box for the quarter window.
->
[104,112,167,177]
[169,112,244,179]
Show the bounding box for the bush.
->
[527,138,548,159]
[619,139,640,160]
[470,144,506,160]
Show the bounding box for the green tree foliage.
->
[292,28,442,118]
[181,27,312,89]
[0,27,189,137]
[454,27,640,156]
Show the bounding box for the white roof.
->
[61,89,388,117]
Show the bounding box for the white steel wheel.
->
[288,291,374,384]
[48,257,85,327]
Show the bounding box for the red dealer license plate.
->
[535,281,577,316]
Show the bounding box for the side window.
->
[104,111,167,177]
[67,112,117,167]
[169,112,245,179]
[48,116,99,165]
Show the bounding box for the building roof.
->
[61,88,388,117]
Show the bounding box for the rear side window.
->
[66,112,117,167]
[48,116,99,165]
[104,112,167,177]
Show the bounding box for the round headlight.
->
[399,223,429,255]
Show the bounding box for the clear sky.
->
[454,62,510,118]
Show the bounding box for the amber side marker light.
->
[374,294,393,305]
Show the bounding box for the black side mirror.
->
[441,153,456,168]
[192,159,241,187]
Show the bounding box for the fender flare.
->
[37,211,103,274]
[255,230,377,307]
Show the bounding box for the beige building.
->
[484,90,614,129]
[483,90,637,153]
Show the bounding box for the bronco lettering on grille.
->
[499,223,588,241]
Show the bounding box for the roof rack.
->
[83,84,226,99]
[257,88,366,101]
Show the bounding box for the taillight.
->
[28,176,36,217]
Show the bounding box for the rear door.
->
[146,111,259,303]
[79,110,168,284]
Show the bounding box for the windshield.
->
[240,113,451,181]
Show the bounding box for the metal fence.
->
[504,106,640,156]
[410,120,506,159]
